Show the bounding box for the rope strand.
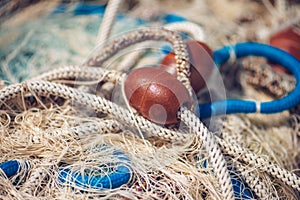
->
[179,107,235,200]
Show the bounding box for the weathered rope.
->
[72,120,122,136]
[243,58,295,98]
[86,28,193,94]
[31,65,123,83]
[179,107,234,199]
[116,21,206,71]
[2,2,299,198]
[92,0,122,99]
[164,21,205,41]
[96,0,122,45]
[217,138,300,191]
[34,21,206,84]
[0,81,190,142]
[235,162,277,200]
[221,127,276,199]
[1,10,299,196]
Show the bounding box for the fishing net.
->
[0,0,299,199]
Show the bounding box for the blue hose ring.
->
[198,42,300,118]
[0,160,30,178]
[58,149,132,190]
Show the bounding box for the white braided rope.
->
[96,0,122,45]
[164,21,205,41]
[72,120,122,136]
[222,129,275,199]
[0,81,189,142]
[235,162,277,199]
[180,107,234,200]
[86,28,193,94]
[1,2,298,198]
[117,22,205,70]
[217,138,300,191]
[0,83,24,102]
[96,21,232,198]
[31,65,123,83]
[115,21,206,72]
[88,28,187,67]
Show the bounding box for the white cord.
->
[96,0,122,45]
[116,21,206,71]
[164,21,205,41]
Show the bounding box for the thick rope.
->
[222,128,276,199]
[34,22,205,81]
[235,162,276,199]
[243,59,295,98]
[87,28,193,94]
[96,0,122,45]
[72,120,122,136]
[31,65,123,83]
[116,21,206,71]
[164,21,205,41]
[93,0,122,98]
[217,138,300,191]
[1,3,298,198]
[179,107,235,200]
[0,81,190,142]
[201,42,300,118]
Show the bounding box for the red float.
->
[124,67,192,125]
[270,27,300,74]
[161,40,214,93]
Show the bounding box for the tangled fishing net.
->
[0,0,300,199]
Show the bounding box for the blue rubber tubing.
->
[0,160,30,178]
[58,149,132,190]
[198,42,300,118]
